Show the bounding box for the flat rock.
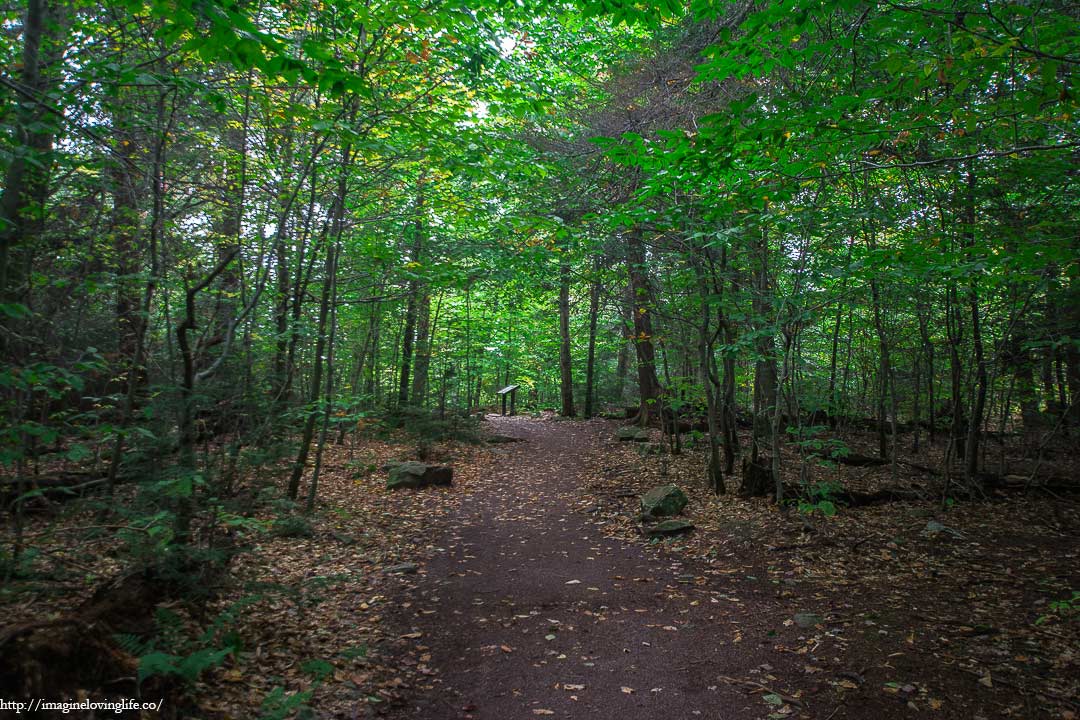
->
[385,562,419,574]
[793,612,824,629]
[643,519,695,537]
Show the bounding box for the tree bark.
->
[558,261,575,417]
[583,261,602,418]
[0,0,67,303]
[750,228,778,490]
[398,181,425,405]
[963,168,987,483]
[288,240,338,501]
[287,129,352,498]
[625,229,662,422]
[410,290,432,406]
[175,247,240,540]
[694,255,724,494]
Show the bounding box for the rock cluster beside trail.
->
[639,484,695,537]
[616,426,650,442]
[386,461,453,490]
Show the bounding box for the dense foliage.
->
[0,0,1076,701]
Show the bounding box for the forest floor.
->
[2,413,1078,719]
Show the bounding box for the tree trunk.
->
[946,283,967,463]
[287,138,352,499]
[288,241,337,501]
[584,263,601,418]
[869,277,891,460]
[104,88,169,502]
[410,291,432,406]
[176,248,240,540]
[963,168,987,483]
[750,228,778,491]
[0,0,67,303]
[917,304,936,442]
[398,183,424,405]
[625,229,662,422]
[615,283,632,403]
[558,261,575,417]
[694,256,724,494]
[306,238,339,513]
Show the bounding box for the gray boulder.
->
[640,484,688,519]
[387,461,453,490]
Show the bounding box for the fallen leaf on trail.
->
[565,580,581,585]
[564,684,585,690]
[978,673,993,688]
[400,631,423,639]
[500,645,514,653]
[533,710,555,715]
[621,686,634,694]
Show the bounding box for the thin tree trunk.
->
[558,261,575,417]
[398,182,425,405]
[584,263,601,418]
[694,255,724,493]
[615,283,632,403]
[626,229,662,422]
[288,134,352,498]
[307,240,339,513]
[175,247,240,540]
[870,279,891,460]
[104,87,171,501]
[963,166,987,483]
[751,228,778,486]
[917,304,936,442]
[288,240,337,500]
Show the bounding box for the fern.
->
[137,647,232,687]
[259,686,314,720]
[113,633,154,656]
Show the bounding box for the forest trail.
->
[381,415,802,720]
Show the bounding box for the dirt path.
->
[380,415,813,720]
